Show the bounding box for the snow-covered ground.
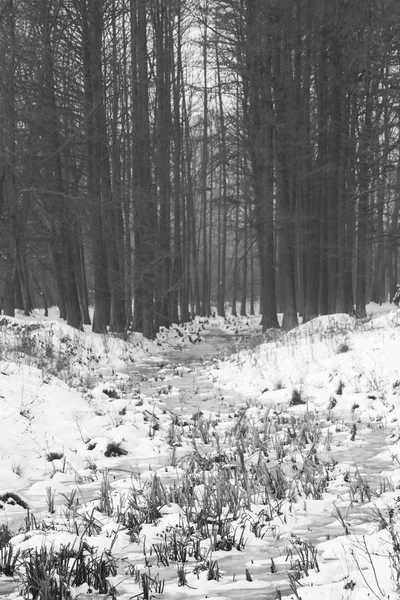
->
[1,304,400,599]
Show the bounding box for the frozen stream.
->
[102,325,256,414]
[1,323,399,599]
[98,326,398,599]
[96,325,400,598]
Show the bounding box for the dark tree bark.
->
[216,44,228,318]
[81,0,110,333]
[200,5,210,317]
[152,0,172,330]
[273,7,297,331]
[355,54,373,318]
[131,0,156,338]
[41,1,82,329]
[170,3,183,324]
[244,0,279,330]
[1,0,17,317]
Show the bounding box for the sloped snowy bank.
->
[1,305,400,599]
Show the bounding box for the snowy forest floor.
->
[1,304,400,598]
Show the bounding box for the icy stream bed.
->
[2,312,400,599]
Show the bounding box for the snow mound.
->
[0,315,154,381]
[286,314,356,339]
[371,309,400,329]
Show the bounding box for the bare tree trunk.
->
[131,0,156,338]
[273,17,297,331]
[182,83,200,316]
[171,2,183,323]
[245,0,279,330]
[1,0,17,317]
[81,0,109,333]
[42,1,82,328]
[200,6,210,317]
[355,55,373,318]
[216,44,227,317]
[152,0,172,330]
[231,144,240,317]
[326,14,342,314]
[240,163,249,316]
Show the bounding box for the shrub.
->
[327,397,337,420]
[0,492,29,510]
[0,544,20,576]
[0,525,12,549]
[289,388,306,406]
[104,441,128,457]
[337,340,351,354]
[45,487,55,514]
[17,329,37,357]
[12,462,23,477]
[98,472,113,516]
[46,451,64,462]
[21,542,117,599]
[328,397,337,411]
[336,380,345,395]
[103,388,120,399]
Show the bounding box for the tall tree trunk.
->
[245,0,279,330]
[1,0,17,317]
[216,44,227,318]
[153,1,172,330]
[182,80,200,316]
[315,4,329,315]
[131,0,156,338]
[92,0,125,332]
[327,11,343,314]
[273,15,297,331]
[200,5,210,317]
[42,1,82,329]
[355,56,373,318]
[81,0,109,333]
[240,164,249,316]
[170,2,183,324]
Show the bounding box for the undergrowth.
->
[0,319,98,388]
[0,314,397,598]
[0,401,346,598]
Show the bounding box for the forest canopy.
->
[0,0,399,337]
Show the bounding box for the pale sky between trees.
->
[0,0,399,337]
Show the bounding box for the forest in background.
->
[1,0,400,337]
